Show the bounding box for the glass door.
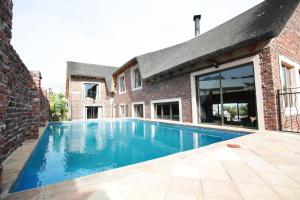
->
[86,106,98,119]
[197,72,221,125]
[196,63,257,128]
[221,65,257,127]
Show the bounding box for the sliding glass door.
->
[197,72,221,125]
[86,106,98,119]
[154,102,180,121]
[196,64,257,128]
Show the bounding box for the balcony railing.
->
[277,87,300,133]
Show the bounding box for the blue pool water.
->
[10,119,246,192]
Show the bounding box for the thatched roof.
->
[66,61,118,91]
[114,0,299,80]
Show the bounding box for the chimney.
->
[193,15,201,37]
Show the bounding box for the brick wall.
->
[30,71,49,127]
[261,4,300,131]
[0,0,49,193]
[40,88,49,126]
[113,66,192,122]
[69,76,112,119]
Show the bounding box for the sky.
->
[12,0,263,92]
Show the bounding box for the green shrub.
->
[49,93,68,121]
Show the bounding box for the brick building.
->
[66,0,300,132]
[66,61,117,120]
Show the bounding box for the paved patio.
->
[2,130,300,200]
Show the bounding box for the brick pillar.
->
[28,71,41,139]
[260,48,279,130]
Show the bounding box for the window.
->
[197,64,257,128]
[83,83,98,99]
[281,64,293,90]
[154,102,179,121]
[133,104,144,118]
[119,74,126,94]
[132,67,142,90]
[86,106,98,119]
[119,104,126,117]
[280,64,294,108]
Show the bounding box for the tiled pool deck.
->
[2,122,300,200]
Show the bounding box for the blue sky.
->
[12,0,263,92]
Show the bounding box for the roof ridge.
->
[67,61,118,68]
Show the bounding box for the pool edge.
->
[0,123,49,199]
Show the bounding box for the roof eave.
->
[112,57,137,77]
[144,33,276,81]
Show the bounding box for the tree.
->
[49,93,68,121]
[239,104,248,116]
[223,105,237,121]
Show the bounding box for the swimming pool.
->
[10,119,246,192]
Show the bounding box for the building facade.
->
[112,0,300,131]
[66,0,300,132]
[66,62,116,120]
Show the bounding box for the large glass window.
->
[119,75,126,93]
[133,104,144,118]
[83,83,98,99]
[154,102,179,121]
[197,64,257,128]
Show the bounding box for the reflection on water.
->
[11,120,245,192]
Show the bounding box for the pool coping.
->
[0,124,48,199]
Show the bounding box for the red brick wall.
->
[113,66,192,122]
[40,88,49,126]
[69,76,112,119]
[261,4,300,131]
[0,0,49,193]
[30,71,49,127]
[259,47,278,130]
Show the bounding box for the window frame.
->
[118,73,126,94]
[150,98,182,122]
[279,56,300,116]
[195,63,257,128]
[119,104,126,117]
[190,55,266,130]
[82,82,100,100]
[131,102,145,118]
[131,66,143,91]
[83,105,103,119]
